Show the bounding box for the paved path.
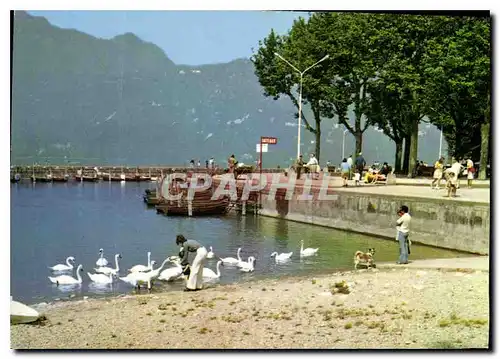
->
[333,184,490,204]
[215,174,490,204]
[395,177,490,188]
[377,256,489,272]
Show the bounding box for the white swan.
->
[120,259,169,290]
[271,252,293,262]
[49,256,75,271]
[129,252,153,273]
[96,248,108,267]
[221,248,243,265]
[87,272,114,284]
[238,256,256,272]
[203,260,223,279]
[300,240,319,257]
[48,264,83,285]
[158,260,184,282]
[206,246,215,259]
[94,254,122,275]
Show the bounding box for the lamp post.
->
[274,52,330,159]
[342,129,348,160]
[439,126,443,158]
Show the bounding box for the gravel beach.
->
[11,267,489,349]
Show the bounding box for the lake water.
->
[11,181,472,305]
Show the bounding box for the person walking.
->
[395,205,411,265]
[340,158,350,187]
[450,158,463,189]
[355,152,366,178]
[175,234,208,292]
[431,157,444,189]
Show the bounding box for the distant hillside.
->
[11,11,447,167]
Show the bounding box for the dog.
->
[353,248,376,270]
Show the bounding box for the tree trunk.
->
[354,131,363,155]
[478,121,490,180]
[403,136,411,174]
[315,123,321,163]
[407,118,419,178]
[394,139,403,173]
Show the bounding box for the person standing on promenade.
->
[176,234,208,292]
[340,158,351,187]
[466,158,475,189]
[450,158,464,189]
[355,152,366,178]
[347,154,353,179]
[444,168,458,198]
[293,155,305,180]
[396,205,411,264]
[431,157,444,189]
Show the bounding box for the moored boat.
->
[11,173,21,183]
[10,299,40,325]
[52,174,70,182]
[75,175,100,182]
[156,175,230,216]
[31,175,53,183]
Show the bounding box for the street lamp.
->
[274,52,330,159]
[342,129,348,160]
[439,125,443,158]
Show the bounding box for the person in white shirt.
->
[396,205,411,264]
[450,159,463,189]
[306,154,319,179]
[347,155,353,179]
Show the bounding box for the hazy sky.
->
[27,10,306,65]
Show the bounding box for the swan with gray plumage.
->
[94,254,122,275]
[96,248,108,267]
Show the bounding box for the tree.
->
[365,81,414,173]
[306,12,381,155]
[251,21,330,161]
[423,16,491,178]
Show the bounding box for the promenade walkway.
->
[239,173,490,204]
[378,256,489,272]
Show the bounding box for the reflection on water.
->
[11,181,473,304]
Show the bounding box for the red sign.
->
[261,137,278,145]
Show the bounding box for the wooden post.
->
[242,201,247,215]
[188,200,193,217]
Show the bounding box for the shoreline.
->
[11,265,489,349]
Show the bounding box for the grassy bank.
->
[11,267,489,349]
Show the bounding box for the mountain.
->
[11,11,447,167]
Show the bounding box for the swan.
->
[203,260,223,279]
[206,246,215,259]
[48,256,75,271]
[129,252,153,273]
[158,260,184,282]
[300,240,319,257]
[120,259,169,290]
[94,254,122,275]
[271,252,293,262]
[221,248,243,265]
[48,264,83,286]
[96,248,108,267]
[238,256,256,272]
[87,272,114,284]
